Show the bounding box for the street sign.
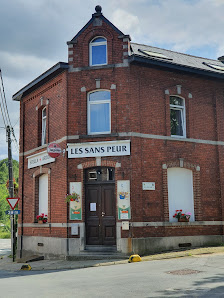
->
[47,143,62,158]
[6,197,20,210]
[5,210,20,215]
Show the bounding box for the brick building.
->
[13,6,224,258]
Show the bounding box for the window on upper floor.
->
[42,107,47,145]
[170,96,186,137]
[88,90,111,135]
[90,37,107,66]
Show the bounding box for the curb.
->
[0,247,224,272]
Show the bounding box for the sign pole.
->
[6,126,15,261]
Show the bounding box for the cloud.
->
[0,51,55,81]
[111,9,140,38]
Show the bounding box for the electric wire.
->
[13,117,19,128]
[0,92,7,128]
[0,69,19,153]
[0,69,19,148]
[0,69,12,127]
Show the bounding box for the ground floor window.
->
[167,167,194,222]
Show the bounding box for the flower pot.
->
[38,220,43,224]
[178,218,189,222]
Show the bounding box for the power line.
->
[0,69,19,149]
[13,117,19,128]
[0,93,7,128]
[0,69,12,127]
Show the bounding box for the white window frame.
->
[170,95,186,138]
[41,107,47,145]
[87,90,111,135]
[89,36,107,66]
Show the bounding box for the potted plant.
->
[65,192,80,203]
[173,210,191,222]
[36,213,48,224]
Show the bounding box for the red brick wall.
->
[18,14,224,242]
[18,71,68,236]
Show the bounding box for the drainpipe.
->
[20,99,25,259]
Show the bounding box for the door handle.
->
[102,212,105,217]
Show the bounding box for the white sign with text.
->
[27,151,55,169]
[67,140,130,158]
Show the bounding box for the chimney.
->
[218,56,224,63]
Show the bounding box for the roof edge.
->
[67,10,125,44]
[12,62,69,101]
[129,55,224,80]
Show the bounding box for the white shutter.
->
[39,174,48,215]
[168,168,195,222]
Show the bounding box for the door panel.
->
[101,185,116,245]
[86,183,116,245]
[86,185,101,245]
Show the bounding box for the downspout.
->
[66,70,69,257]
[20,98,25,258]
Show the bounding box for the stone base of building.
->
[16,235,224,260]
[131,235,224,255]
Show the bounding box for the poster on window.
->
[117,180,131,220]
[69,182,82,220]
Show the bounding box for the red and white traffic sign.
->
[6,197,20,210]
[47,143,62,158]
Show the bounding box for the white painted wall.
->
[39,174,48,215]
[168,168,195,222]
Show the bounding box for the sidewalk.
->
[1,246,224,272]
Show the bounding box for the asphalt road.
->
[0,253,224,297]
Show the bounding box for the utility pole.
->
[6,125,15,261]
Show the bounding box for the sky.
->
[0,0,224,161]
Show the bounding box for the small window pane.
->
[90,103,110,133]
[42,108,46,118]
[92,37,106,43]
[170,96,183,106]
[92,45,106,65]
[170,109,183,136]
[42,118,46,145]
[89,91,110,101]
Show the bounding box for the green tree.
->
[0,159,19,237]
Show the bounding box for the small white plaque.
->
[90,203,96,211]
[142,182,155,190]
[71,224,79,235]
[120,212,129,219]
[122,221,129,230]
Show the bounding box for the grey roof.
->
[130,43,224,78]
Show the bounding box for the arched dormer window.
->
[88,90,111,134]
[90,37,107,66]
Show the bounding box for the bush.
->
[0,226,11,238]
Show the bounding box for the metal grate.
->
[167,269,201,275]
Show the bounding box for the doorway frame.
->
[84,166,116,247]
[75,159,122,251]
